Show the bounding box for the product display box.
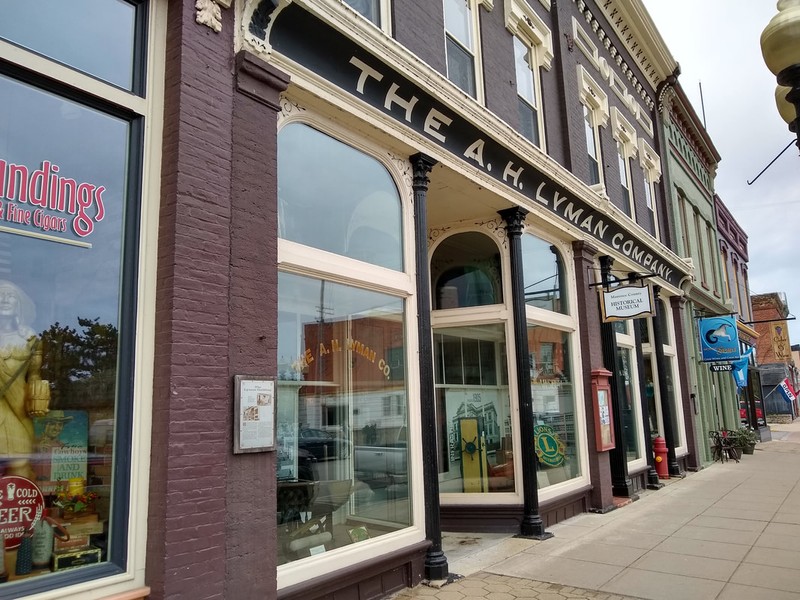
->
[52,546,102,571]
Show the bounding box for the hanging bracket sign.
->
[600,284,654,323]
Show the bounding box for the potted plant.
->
[732,427,758,455]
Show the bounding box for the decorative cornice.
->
[589,0,678,89]
[196,0,231,33]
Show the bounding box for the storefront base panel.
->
[277,540,428,600]
[441,489,592,533]
[540,488,592,527]
[627,467,649,495]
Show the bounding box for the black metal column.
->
[599,256,635,497]
[498,207,552,539]
[652,286,682,477]
[410,153,449,581]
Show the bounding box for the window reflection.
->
[521,234,566,314]
[431,233,502,309]
[528,326,580,487]
[434,325,512,493]
[278,123,403,271]
[616,347,641,461]
[0,0,139,91]
[276,273,409,565]
[0,73,133,582]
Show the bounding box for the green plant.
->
[731,427,758,448]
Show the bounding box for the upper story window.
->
[617,143,633,216]
[444,0,481,100]
[584,106,601,186]
[638,138,662,240]
[505,0,553,149]
[514,37,541,146]
[611,108,637,219]
[344,0,390,32]
[0,0,145,93]
[578,66,608,190]
[278,123,403,271]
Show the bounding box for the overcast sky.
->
[640,1,800,344]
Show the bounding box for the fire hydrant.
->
[653,436,669,479]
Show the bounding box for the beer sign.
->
[0,476,45,549]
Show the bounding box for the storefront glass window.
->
[0,72,138,585]
[278,123,403,271]
[616,347,641,460]
[434,324,513,493]
[0,0,141,91]
[529,327,580,487]
[276,273,410,565]
[521,234,566,314]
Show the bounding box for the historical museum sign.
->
[599,284,654,322]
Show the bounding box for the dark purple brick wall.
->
[392,0,445,74]
[480,4,517,127]
[150,4,288,600]
[572,240,614,511]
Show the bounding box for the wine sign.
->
[0,476,45,549]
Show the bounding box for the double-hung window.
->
[444,0,480,100]
[639,138,662,240]
[611,108,637,219]
[505,0,552,149]
[578,66,608,190]
[514,37,542,147]
[344,0,391,32]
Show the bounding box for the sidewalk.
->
[391,420,800,600]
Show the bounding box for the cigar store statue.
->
[0,281,50,479]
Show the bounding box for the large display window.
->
[0,68,141,589]
[276,119,414,570]
[521,233,584,491]
[276,274,410,565]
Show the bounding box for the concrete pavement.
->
[391,419,800,600]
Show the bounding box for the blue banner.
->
[731,347,754,389]
[698,316,741,362]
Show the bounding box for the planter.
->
[731,447,743,460]
[742,443,756,455]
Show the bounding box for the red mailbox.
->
[591,368,615,451]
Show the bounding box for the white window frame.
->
[0,2,166,599]
[522,234,589,503]
[638,137,662,241]
[512,36,545,148]
[343,0,392,34]
[443,0,486,103]
[578,65,608,192]
[611,107,637,219]
[639,302,687,457]
[614,323,648,473]
[504,0,552,149]
[276,110,427,588]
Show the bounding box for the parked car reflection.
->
[298,428,350,461]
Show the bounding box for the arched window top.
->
[431,232,502,309]
[521,233,567,315]
[278,122,403,270]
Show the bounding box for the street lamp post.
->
[761,0,800,148]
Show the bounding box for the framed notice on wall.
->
[233,376,276,453]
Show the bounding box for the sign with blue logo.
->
[698,316,741,362]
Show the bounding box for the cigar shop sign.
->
[0,476,45,549]
[265,4,685,288]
